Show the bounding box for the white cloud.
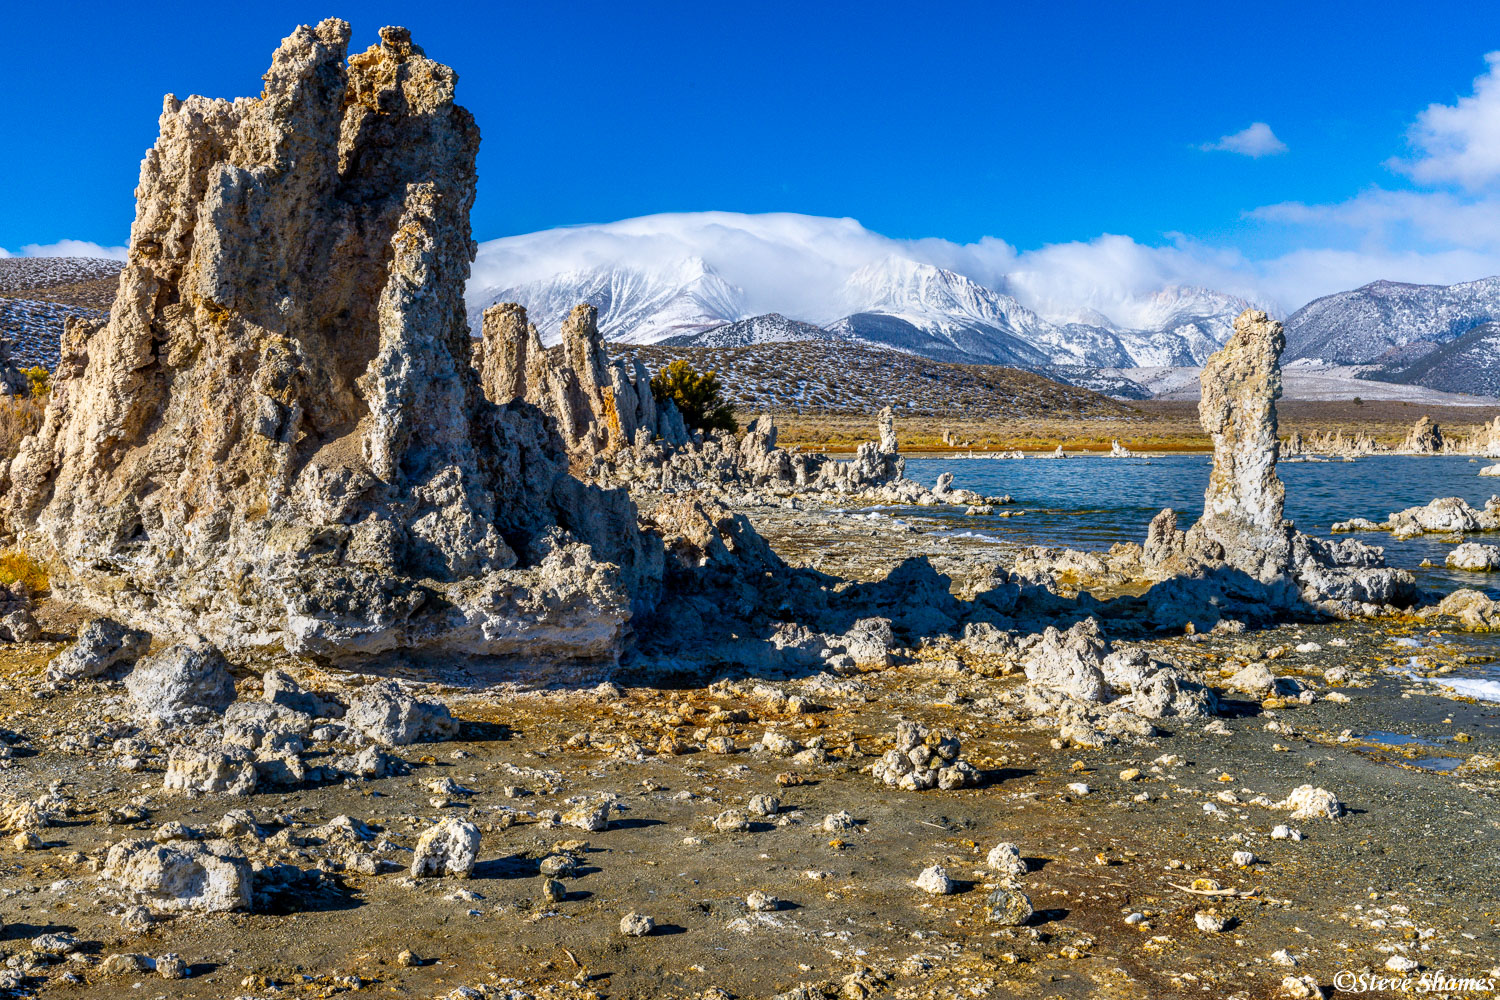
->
[0,240,127,260]
[1395,51,1500,189]
[1254,188,1500,252]
[1200,122,1288,157]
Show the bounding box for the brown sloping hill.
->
[0,259,124,371]
[616,340,1131,418]
[0,258,123,307]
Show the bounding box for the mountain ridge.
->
[471,252,1258,372]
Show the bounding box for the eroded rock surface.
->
[4,21,659,666]
[1137,310,1416,615]
[1182,310,1290,583]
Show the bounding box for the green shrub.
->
[650,360,738,433]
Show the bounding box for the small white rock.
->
[745,890,779,912]
[986,842,1026,878]
[1194,911,1226,933]
[619,912,655,937]
[914,864,955,896]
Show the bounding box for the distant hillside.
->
[660,312,835,348]
[0,257,122,370]
[1360,321,1500,396]
[0,257,122,308]
[616,340,1132,418]
[1285,277,1500,365]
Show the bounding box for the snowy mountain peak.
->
[469,258,746,345]
[1285,274,1500,364]
[465,215,1269,368]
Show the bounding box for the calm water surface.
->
[905,454,1500,599]
[899,453,1500,700]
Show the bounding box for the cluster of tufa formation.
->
[1289,415,1500,458]
[476,300,935,501]
[871,720,981,790]
[3,21,660,665]
[477,302,687,467]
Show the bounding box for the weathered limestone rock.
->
[986,843,1026,878]
[1447,542,1500,571]
[0,607,39,644]
[410,817,480,877]
[262,668,345,718]
[46,618,150,681]
[126,642,237,727]
[1226,662,1276,697]
[1421,588,1500,629]
[1476,416,1500,458]
[877,406,898,454]
[1021,620,1109,703]
[162,745,258,795]
[841,617,896,666]
[1399,416,1443,454]
[4,21,660,664]
[1385,497,1499,537]
[1182,310,1290,583]
[103,838,253,913]
[1277,785,1345,820]
[344,680,457,746]
[871,720,981,790]
[477,302,540,408]
[1143,509,1188,574]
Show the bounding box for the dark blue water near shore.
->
[904,454,1500,598]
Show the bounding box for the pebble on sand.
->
[620,912,655,937]
[914,865,956,895]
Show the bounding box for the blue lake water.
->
[901,453,1500,702]
[903,454,1500,599]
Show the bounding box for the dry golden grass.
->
[0,549,47,594]
[765,400,1500,453]
[0,396,44,465]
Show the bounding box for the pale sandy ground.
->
[1116,362,1500,405]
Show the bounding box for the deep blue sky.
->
[2,1,1495,256]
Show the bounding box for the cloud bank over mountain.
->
[469,212,1276,334]
[467,50,1500,326]
[0,240,127,261]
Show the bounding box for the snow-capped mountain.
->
[653,259,1246,369]
[464,213,1264,370]
[1356,321,1500,396]
[475,252,1255,369]
[814,261,1248,368]
[819,257,1054,366]
[468,257,745,345]
[1285,277,1500,364]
